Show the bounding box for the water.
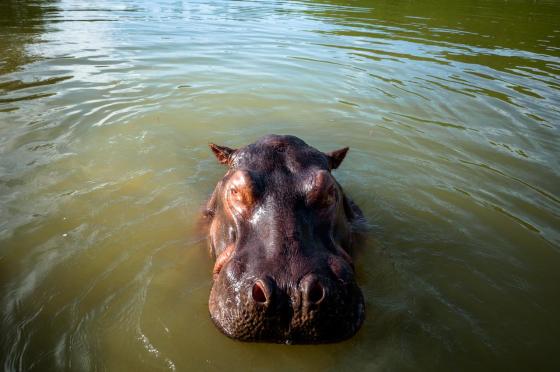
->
[1,0,559,370]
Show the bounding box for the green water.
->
[1,0,559,370]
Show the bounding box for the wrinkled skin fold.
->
[203,134,366,344]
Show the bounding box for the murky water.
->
[1,0,559,370]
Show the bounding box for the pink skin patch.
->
[213,244,235,281]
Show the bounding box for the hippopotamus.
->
[203,134,365,344]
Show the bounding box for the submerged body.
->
[203,135,366,344]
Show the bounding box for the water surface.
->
[1,0,559,370]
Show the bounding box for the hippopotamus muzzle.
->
[203,135,366,344]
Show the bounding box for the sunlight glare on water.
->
[0,0,559,370]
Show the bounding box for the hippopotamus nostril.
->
[251,281,267,303]
[301,274,326,306]
[307,281,324,304]
[251,278,274,304]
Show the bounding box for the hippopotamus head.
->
[204,134,365,344]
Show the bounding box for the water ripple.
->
[1,0,559,370]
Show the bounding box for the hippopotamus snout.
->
[209,253,365,343]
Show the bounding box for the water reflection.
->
[0,0,56,74]
[0,0,69,115]
[0,0,559,370]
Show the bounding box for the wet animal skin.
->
[203,134,366,344]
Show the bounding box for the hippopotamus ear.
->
[209,143,236,165]
[326,147,349,170]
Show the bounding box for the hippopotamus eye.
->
[324,185,338,206]
[224,171,255,216]
[306,170,339,210]
[308,182,338,210]
[319,185,338,208]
